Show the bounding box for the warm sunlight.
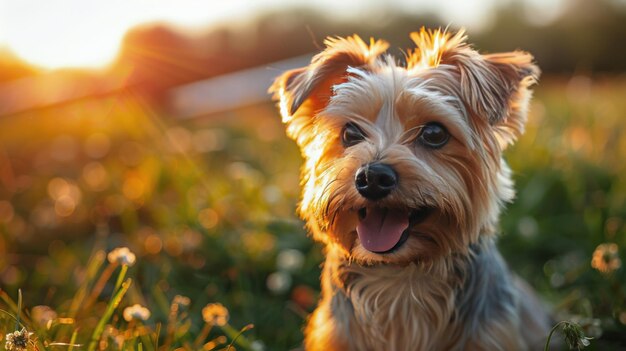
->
[0,0,276,69]
[0,1,141,69]
[0,0,498,70]
[2,24,127,70]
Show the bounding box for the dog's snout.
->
[355,163,397,200]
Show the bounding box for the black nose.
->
[355,163,398,200]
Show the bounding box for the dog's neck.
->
[322,238,505,350]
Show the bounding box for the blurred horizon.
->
[1,0,626,118]
[0,0,565,70]
[0,0,625,71]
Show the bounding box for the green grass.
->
[0,76,625,350]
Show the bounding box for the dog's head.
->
[270,28,539,265]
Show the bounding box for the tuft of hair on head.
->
[407,27,468,70]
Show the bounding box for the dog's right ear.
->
[269,35,388,145]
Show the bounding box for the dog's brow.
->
[399,88,460,123]
[398,88,474,148]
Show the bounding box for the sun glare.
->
[0,0,268,70]
[6,28,126,70]
[0,1,140,69]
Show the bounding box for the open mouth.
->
[357,207,431,254]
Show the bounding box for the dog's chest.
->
[332,263,459,350]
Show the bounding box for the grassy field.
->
[0,76,625,350]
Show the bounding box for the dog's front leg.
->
[303,258,355,351]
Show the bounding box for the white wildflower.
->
[5,328,32,351]
[107,247,136,266]
[123,304,151,322]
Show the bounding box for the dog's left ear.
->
[449,50,540,148]
[269,36,388,147]
[465,52,540,148]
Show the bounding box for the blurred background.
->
[0,0,625,349]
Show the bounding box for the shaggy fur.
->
[270,28,550,350]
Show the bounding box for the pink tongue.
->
[357,208,409,252]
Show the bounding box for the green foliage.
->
[0,77,625,349]
[501,77,626,349]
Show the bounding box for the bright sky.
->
[0,0,562,70]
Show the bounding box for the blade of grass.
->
[87,278,132,351]
[155,322,161,351]
[113,264,129,292]
[0,289,19,314]
[68,329,79,351]
[15,289,22,330]
[139,333,154,351]
[69,250,106,317]
[193,322,213,348]
[544,321,564,351]
[0,308,19,323]
[0,290,33,328]
[223,324,254,351]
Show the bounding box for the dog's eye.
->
[342,123,366,147]
[418,122,449,148]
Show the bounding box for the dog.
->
[270,28,551,350]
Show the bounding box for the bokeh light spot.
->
[48,178,69,200]
[144,234,163,255]
[48,178,82,202]
[123,174,146,201]
[276,249,304,272]
[1,266,22,285]
[517,216,539,238]
[182,229,202,251]
[198,208,219,229]
[164,236,183,257]
[266,271,291,294]
[55,194,77,217]
[82,162,110,191]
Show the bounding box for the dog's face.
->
[271,29,539,265]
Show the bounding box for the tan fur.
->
[270,28,549,350]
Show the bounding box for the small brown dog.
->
[271,28,550,350]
